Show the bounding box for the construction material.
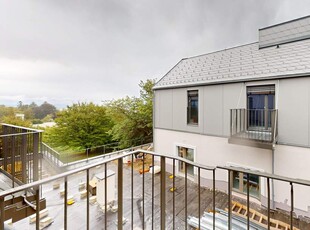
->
[79,182,86,190]
[139,168,150,174]
[39,217,53,229]
[149,165,161,174]
[67,195,75,205]
[80,190,87,199]
[95,170,116,206]
[90,196,97,204]
[59,189,65,197]
[29,209,49,224]
[4,219,12,226]
[230,201,300,230]
[53,183,60,189]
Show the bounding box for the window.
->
[187,90,198,125]
[178,146,194,176]
[232,171,260,198]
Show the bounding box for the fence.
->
[0,149,309,230]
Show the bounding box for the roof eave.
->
[153,72,310,90]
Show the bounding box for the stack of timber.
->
[230,201,299,230]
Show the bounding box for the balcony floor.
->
[13,162,228,229]
[232,130,272,142]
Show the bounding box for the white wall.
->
[274,144,310,213]
[154,128,310,215]
[154,128,271,181]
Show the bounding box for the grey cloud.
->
[0,0,310,107]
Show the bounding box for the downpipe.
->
[272,145,275,210]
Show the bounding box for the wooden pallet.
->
[230,201,299,230]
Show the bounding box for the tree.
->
[45,102,113,152]
[33,101,57,119]
[1,115,32,127]
[107,79,155,148]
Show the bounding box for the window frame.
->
[187,90,199,125]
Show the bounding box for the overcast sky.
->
[1,0,310,108]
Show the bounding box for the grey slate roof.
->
[154,39,310,90]
[259,15,310,48]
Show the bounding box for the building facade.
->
[153,16,310,216]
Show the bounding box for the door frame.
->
[174,143,197,178]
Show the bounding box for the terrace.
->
[0,124,310,230]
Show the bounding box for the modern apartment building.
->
[153,15,310,216]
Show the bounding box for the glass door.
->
[247,85,275,131]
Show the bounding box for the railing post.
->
[160,156,166,230]
[185,162,188,230]
[290,182,294,230]
[22,131,27,183]
[213,169,216,230]
[86,169,90,230]
[198,167,201,230]
[64,176,68,230]
[142,153,145,229]
[33,132,39,182]
[118,158,123,230]
[35,186,40,230]
[132,155,134,230]
[105,163,108,229]
[230,109,232,136]
[11,135,15,188]
[172,159,175,229]
[246,173,250,230]
[0,196,4,230]
[267,178,270,230]
[228,170,232,230]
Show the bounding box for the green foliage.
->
[44,102,114,151]
[1,115,32,127]
[106,79,155,148]
[0,105,15,119]
[33,101,57,119]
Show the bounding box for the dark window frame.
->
[187,90,199,125]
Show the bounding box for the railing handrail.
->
[1,148,310,199]
[42,142,152,166]
[231,108,277,111]
[218,165,310,186]
[41,142,61,157]
[0,149,215,198]
[0,123,43,133]
[65,143,153,166]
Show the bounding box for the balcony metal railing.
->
[0,149,309,230]
[41,142,153,169]
[0,123,43,185]
[230,109,278,144]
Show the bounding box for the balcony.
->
[0,146,310,229]
[229,109,278,149]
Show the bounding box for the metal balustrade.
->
[0,123,43,185]
[229,109,278,148]
[0,149,309,230]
